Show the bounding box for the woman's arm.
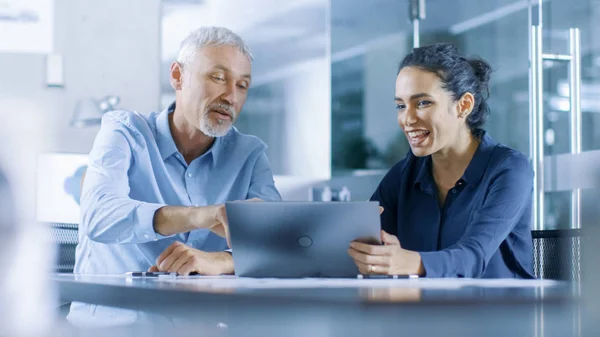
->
[350,152,533,277]
[418,153,533,277]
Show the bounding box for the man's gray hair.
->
[176,26,253,67]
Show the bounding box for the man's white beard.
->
[199,113,233,137]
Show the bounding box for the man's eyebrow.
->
[212,64,230,72]
[212,64,251,80]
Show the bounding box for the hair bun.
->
[468,58,492,85]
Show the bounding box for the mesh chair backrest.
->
[532,229,581,281]
[44,223,78,273]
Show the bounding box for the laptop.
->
[226,201,381,278]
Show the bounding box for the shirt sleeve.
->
[80,116,171,244]
[418,153,534,278]
[246,151,282,202]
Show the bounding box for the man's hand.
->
[348,230,424,275]
[203,204,230,247]
[154,198,263,246]
[201,198,262,247]
[148,241,234,276]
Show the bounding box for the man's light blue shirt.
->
[74,103,281,275]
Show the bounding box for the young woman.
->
[348,43,534,278]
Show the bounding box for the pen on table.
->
[357,274,419,279]
[125,272,178,277]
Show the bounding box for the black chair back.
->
[532,229,581,281]
[45,222,78,273]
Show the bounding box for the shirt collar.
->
[208,133,222,166]
[156,102,224,165]
[461,130,497,185]
[413,155,433,192]
[413,129,497,190]
[156,102,178,161]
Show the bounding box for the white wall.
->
[0,80,54,336]
[282,57,331,179]
[0,3,160,331]
[0,3,161,330]
[0,0,161,154]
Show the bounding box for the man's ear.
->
[457,92,475,119]
[170,61,184,91]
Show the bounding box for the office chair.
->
[532,229,581,281]
[46,222,78,273]
[45,222,79,318]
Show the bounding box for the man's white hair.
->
[176,26,253,67]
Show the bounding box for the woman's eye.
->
[396,104,406,110]
[417,100,432,108]
[212,76,225,81]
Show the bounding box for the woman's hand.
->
[348,230,425,276]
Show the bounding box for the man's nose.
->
[220,82,237,106]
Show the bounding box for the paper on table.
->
[159,277,446,289]
[158,277,560,290]
[459,278,560,288]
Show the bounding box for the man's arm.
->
[81,117,225,244]
[80,119,166,244]
[153,204,223,237]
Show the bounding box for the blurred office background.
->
[0,0,598,239]
[1,0,600,334]
[0,0,597,219]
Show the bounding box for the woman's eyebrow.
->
[394,93,432,101]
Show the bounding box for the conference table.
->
[52,274,586,337]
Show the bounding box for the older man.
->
[74,26,281,280]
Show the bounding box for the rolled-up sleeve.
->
[80,117,170,244]
[246,151,281,202]
[419,153,533,278]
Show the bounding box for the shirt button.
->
[186,172,192,178]
[451,189,457,194]
[144,233,150,239]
